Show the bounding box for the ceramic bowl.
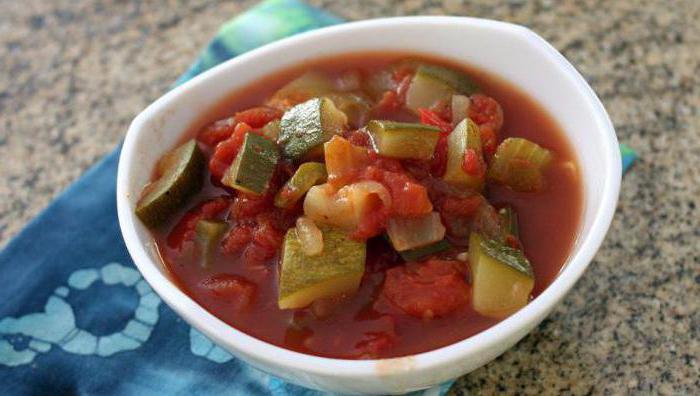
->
[117,16,621,394]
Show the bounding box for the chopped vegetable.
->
[260,120,281,141]
[405,64,478,113]
[386,212,446,251]
[295,216,324,256]
[469,233,534,318]
[269,72,335,108]
[367,120,441,160]
[136,139,205,227]
[195,220,228,267]
[327,93,371,128]
[324,135,369,188]
[443,118,485,191]
[451,94,471,125]
[304,181,391,231]
[274,162,327,209]
[400,239,452,262]
[278,226,366,309]
[278,97,348,160]
[488,137,553,192]
[222,133,279,195]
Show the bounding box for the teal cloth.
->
[0,1,635,395]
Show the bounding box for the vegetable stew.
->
[135,53,582,359]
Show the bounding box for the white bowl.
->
[117,16,621,395]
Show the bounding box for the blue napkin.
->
[0,0,636,395]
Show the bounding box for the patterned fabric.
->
[0,0,636,394]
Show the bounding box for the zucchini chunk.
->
[469,233,534,318]
[443,118,484,191]
[386,212,446,252]
[278,97,347,161]
[278,226,366,309]
[269,71,335,108]
[195,220,228,268]
[399,239,451,262]
[135,139,204,227]
[274,162,327,209]
[222,133,279,195]
[367,120,441,160]
[260,120,281,141]
[406,64,478,112]
[489,138,553,192]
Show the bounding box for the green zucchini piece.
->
[222,133,279,195]
[405,64,478,112]
[498,206,520,240]
[278,226,366,309]
[135,139,204,227]
[367,120,440,160]
[326,93,371,129]
[443,118,484,191]
[469,233,534,318]
[195,220,228,268]
[488,138,553,192]
[278,97,347,161]
[269,71,335,107]
[400,239,451,262]
[274,162,328,209]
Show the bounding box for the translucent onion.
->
[386,212,446,251]
[451,94,471,125]
[295,216,324,256]
[303,181,392,231]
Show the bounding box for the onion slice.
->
[387,212,446,252]
[296,216,324,256]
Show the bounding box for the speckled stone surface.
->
[0,0,698,394]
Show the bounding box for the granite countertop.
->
[0,0,698,393]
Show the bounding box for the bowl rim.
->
[117,15,621,378]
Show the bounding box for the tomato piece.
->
[221,223,254,254]
[479,125,498,157]
[468,94,504,132]
[418,108,452,134]
[462,148,485,177]
[234,106,283,129]
[198,117,237,147]
[362,165,432,217]
[350,195,390,240]
[375,90,401,113]
[382,260,469,319]
[199,274,256,310]
[395,74,412,104]
[440,195,482,217]
[230,192,272,219]
[167,197,231,250]
[208,122,253,182]
[345,129,371,148]
[430,135,448,176]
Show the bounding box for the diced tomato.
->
[354,333,395,359]
[230,192,272,220]
[221,223,254,254]
[253,213,285,249]
[350,195,390,240]
[418,108,452,134]
[198,117,237,147]
[345,129,371,148]
[505,234,521,250]
[375,90,401,113]
[199,274,256,310]
[361,165,432,217]
[479,125,498,157]
[243,242,278,266]
[382,260,469,319]
[234,106,283,129]
[462,148,485,177]
[392,64,413,83]
[468,94,504,132]
[440,195,482,217]
[208,122,253,182]
[167,197,231,250]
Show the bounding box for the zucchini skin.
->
[135,139,205,228]
[222,133,280,195]
[367,120,441,160]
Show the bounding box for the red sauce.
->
[150,53,582,359]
